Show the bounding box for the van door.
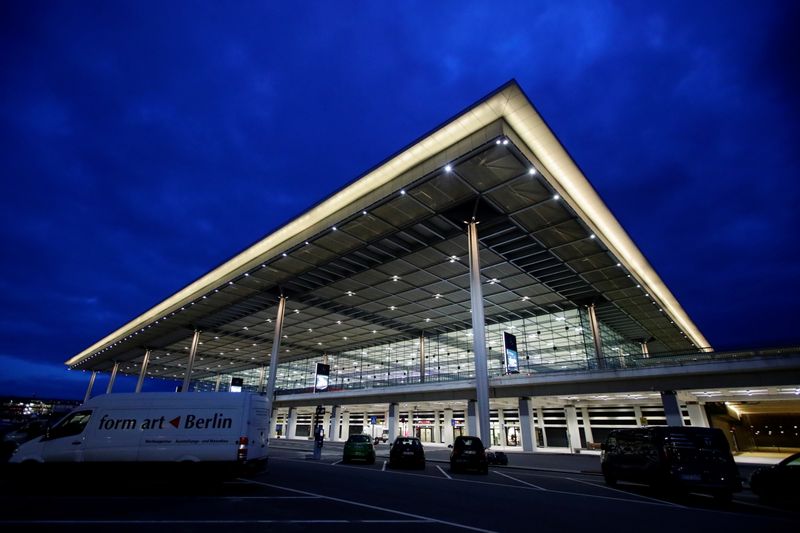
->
[41,410,93,462]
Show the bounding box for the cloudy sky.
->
[1,1,798,398]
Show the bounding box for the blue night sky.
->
[1,1,798,399]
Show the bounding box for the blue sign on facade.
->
[370,416,377,424]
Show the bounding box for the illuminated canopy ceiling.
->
[66,81,709,380]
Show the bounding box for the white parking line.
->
[494,471,545,490]
[382,460,387,471]
[0,520,430,525]
[436,465,452,479]
[332,459,342,465]
[565,477,686,509]
[239,478,496,533]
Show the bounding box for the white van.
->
[10,392,269,474]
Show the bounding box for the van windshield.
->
[664,429,731,462]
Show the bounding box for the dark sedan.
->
[450,436,488,474]
[388,436,425,469]
[749,451,800,504]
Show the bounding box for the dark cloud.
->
[0,1,797,397]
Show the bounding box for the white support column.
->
[466,400,477,437]
[214,374,222,392]
[661,390,684,426]
[686,402,709,427]
[467,221,491,442]
[536,407,548,447]
[329,405,340,442]
[419,333,425,383]
[322,410,332,440]
[362,413,369,435]
[443,408,454,446]
[433,410,441,443]
[258,366,266,393]
[106,361,120,394]
[286,407,297,439]
[580,406,594,444]
[388,403,399,444]
[587,304,605,369]
[565,405,582,453]
[340,410,350,441]
[641,341,650,358]
[181,329,201,393]
[633,405,645,426]
[269,410,279,438]
[83,371,97,404]
[263,295,287,435]
[498,409,508,447]
[135,350,151,393]
[518,398,536,452]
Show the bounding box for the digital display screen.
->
[314,363,330,392]
[503,331,519,374]
[230,377,244,393]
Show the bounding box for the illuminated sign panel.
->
[503,331,519,374]
[314,363,330,392]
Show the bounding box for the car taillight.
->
[237,436,249,461]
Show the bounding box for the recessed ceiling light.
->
[444,164,452,172]
[528,168,536,175]
[553,194,560,200]
[589,234,596,239]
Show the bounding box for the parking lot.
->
[0,442,797,532]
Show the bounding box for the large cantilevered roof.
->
[66,81,710,379]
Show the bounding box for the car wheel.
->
[480,465,489,475]
[368,456,375,465]
[603,473,617,487]
[450,462,458,474]
[418,461,426,470]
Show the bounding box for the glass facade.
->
[192,307,640,394]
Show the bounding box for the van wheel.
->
[603,473,617,487]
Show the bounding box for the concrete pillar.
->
[641,341,650,358]
[498,409,508,446]
[536,407,548,447]
[661,390,684,426]
[518,397,536,452]
[388,403,399,443]
[83,371,97,404]
[214,374,222,392]
[467,221,491,442]
[323,410,332,439]
[269,410,279,438]
[587,304,605,369]
[633,405,645,426]
[580,406,594,444]
[329,405,340,441]
[466,400,477,437]
[565,405,582,453]
[340,410,350,441]
[443,408,454,446]
[135,349,151,393]
[264,296,287,437]
[106,361,120,394]
[286,407,297,439]
[687,402,709,427]
[181,329,201,393]
[433,410,441,443]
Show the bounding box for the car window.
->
[48,410,92,439]
[455,437,483,449]
[782,454,800,468]
[349,435,371,443]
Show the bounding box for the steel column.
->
[466,220,491,442]
[518,397,535,452]
[214,374,222,392]
[264,295,287,429]
[83,371,97,404]
[587,304,605,369]
[388,403,399,444]
[661,390,684,426]
[181,330,201,393]
[135,349,151,393]
[106,361,120,394]
[419,333,425,383]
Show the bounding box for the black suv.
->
[450,436,488,474]
[388,437,425,469]
[601,427,741,501]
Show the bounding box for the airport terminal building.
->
[67,81,800,452]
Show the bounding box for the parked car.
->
[388,436,425,469]
[450,436,488,474]
[749,451,800,504]
[601,427,741,501]
[342,434,376,464]
[486,450,508,465]
[1,418,50,459]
